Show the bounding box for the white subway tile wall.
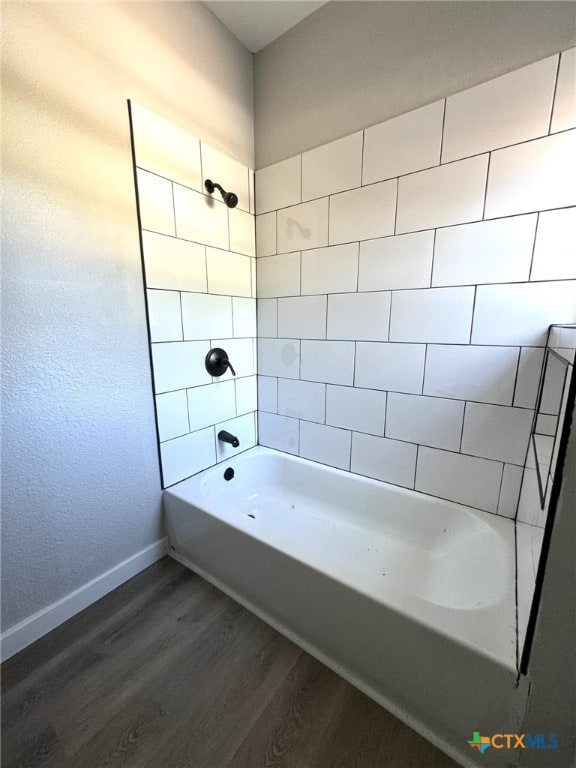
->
[253,49,576,526]
[187,381,236,432]
[423,345,519,405]
[329,181,396,244]
[498,465,525,519]
[147,290,183,343]
[257,252,301,298]
[278,378,326,423]
[181,293,233,341]
[484,130,576,219]
[389,286,475,343]
[159,428,216,488]
[131,103,202,192]
[461,403,534,465]
[155,391,189,442]
[432,215,537,287]
[385,393,465,452]
[142,232,207,292]
[235,376,258,415]
[232,297,257,338]
[278,295,327,339]
[551,48,576,133]
[514,348,546,409]
[441,56,558,163]
[358,231,434,291]
[471,281,576,347]
[206,247,252,296]
[136,169,175,236]
[355,342,426,394]
[327,292,391,341]
[530,207,576,281]
[362,101,444,183]
[257,299,278,338]
[131,102,257,487]
[299,421,352,471]
[277,198,329,253]
[259,412,299,454]
[201,143,250,213]
[396,154,489,236]
[351,433,417,488]
[173,183,229,249]
[301,244,359,295]
[229,207,256,257]
[326,385,387,436]
[302,132,363,201]
[258,338,300,378]
[257,376,278,413]
[255,156,301,214]
[300,340,355,385]
[255,212,277,257]
[415,447,503,513]
[151,342,212,393]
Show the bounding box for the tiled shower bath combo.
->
[253,49,575,660]
[131,47,575,768]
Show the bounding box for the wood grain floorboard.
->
[1,557,460,768]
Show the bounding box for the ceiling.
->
[203,1,328,53]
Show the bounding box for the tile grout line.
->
[527,212,540,281]
[393,177,399,235]
[178,292,185,341]
[495,461,506,514]
[251,387,531,466]
[153,335,553,369]
[147,120,575,227]
[547,53,562,135]
[459,402,467,452]
[243,273,576,305]
[510,347,523,408]
[176,202,576,259]
[360,129,366,187]
[481,152,492,221]
[256,124,576,215]
[430,229,437,288]
[439,98,447,164]
[468,285,478,344]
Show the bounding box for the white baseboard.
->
[0,538,168,662]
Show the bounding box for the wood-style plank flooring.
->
[1,557,460,768]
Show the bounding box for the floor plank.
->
[1,557,460,768]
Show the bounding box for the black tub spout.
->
[218,430,239,448]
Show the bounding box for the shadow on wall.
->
[1,0,254,638]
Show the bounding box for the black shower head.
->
[204,179,239,208]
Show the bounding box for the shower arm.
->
[204,179,239,208]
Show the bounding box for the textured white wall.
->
[1,2,254,630]
[255,1,576,168]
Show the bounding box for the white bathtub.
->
[165,446,526,767]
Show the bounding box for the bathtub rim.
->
[164,446,517,674]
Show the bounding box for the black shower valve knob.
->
[205,348,236,377]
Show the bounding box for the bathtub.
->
[165,446,527,767]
